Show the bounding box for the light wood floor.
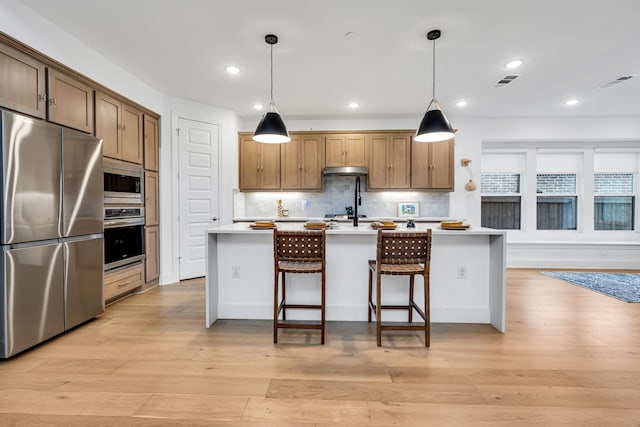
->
[1,269,640,426]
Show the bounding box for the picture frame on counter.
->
[398,202,419,217]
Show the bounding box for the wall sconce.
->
[461,159,477,192]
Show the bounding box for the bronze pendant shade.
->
[253,34,290,144]
[415,29,455,143]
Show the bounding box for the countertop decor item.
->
[250,220,277,229]
[253,34,290,144]
[398,202,419,218]
[415,29,455,143]
[277,199,284,217]
[439,220,470,230]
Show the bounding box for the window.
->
[481,173,521,229]
[594,173,635,230]
[536,174,577,230]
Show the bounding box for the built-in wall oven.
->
[104,207,145,271]
[104,158,144,205]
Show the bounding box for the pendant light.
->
[253,34,290,144]
[415,29,455,143]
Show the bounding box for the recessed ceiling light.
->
[348,101,359,109]
[564,99,579,106]
[225,65,240,75]
[456,100,468,108]
[505,59,523,69]
[253,104,264,110]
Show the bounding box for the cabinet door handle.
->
[38,94,47,102]
[49,98,57,105]
[211,217,218,221]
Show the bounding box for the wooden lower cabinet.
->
[104,262,144,303]
[145,171,159,226]
[145,226,160,286]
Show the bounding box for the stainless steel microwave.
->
[103,158,144,205]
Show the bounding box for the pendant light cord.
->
[432,37,436,100]
[270,44,274,104]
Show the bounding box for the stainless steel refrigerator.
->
[0,109,104,358]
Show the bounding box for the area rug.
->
[540,271,640,303]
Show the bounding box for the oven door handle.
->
[104,218,145,228]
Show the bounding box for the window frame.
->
[481,172,522,230]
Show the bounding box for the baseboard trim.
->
[507,242,640,269]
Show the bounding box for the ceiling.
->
[18,0,640,121]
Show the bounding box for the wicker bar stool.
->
[273,229,326,344]
[368,229,432,347]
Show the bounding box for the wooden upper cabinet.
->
[47,68,94,133]
[325,134,365,167]
[281,133,325,190]
[0,41,46,119]
[145,170,159,226]
[411,138,454,190]
[96,91,143,164]
[95,92,122,159]
[121,104,143,164]
[366,133,411,190]
[239,135,281,191]
[143,115,159,171]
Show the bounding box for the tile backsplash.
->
[234,175,449,218]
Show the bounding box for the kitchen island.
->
[205,223,506,332]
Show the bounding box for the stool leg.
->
[273,269,279,344]
[321,269,326,345]
[424,276,430,347]
[281,272,287,321]
[368,267,373,322]
[409,274,415,323]
[376,273,382,347]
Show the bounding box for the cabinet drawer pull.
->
[118,280,132,287]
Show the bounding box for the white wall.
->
[241,115,640,225]
[4,0,639,274]
[1,0,241,285]
[161,98,240,285]
[0,0,164,113]
[242,115,640,268]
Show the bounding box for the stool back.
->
[376,230,432,266]
[273,230,326,264]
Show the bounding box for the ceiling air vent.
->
[493,75,519,88]
[599,75,635,88]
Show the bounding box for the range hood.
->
[322,166,368,176]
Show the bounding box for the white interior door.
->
[178,118,219,280]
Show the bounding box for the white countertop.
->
[233,216,454,223]
[208,222,504,236]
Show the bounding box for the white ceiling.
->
[18,0,640,122]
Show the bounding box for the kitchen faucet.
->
[354,175,362,226]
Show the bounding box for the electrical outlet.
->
[457,265,467,279]
[232,266,240,278]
